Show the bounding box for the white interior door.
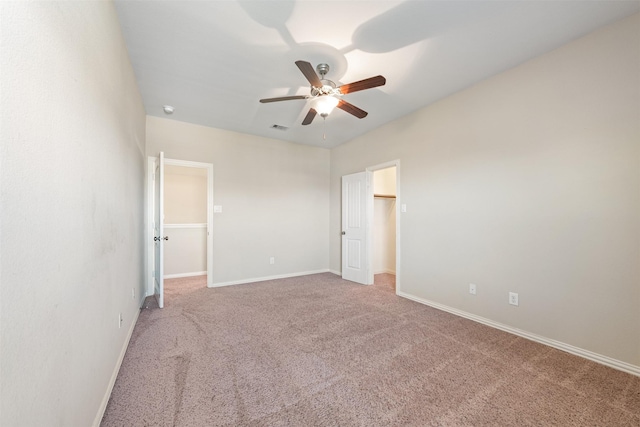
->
[342,171,372,285]
[153,152,165,308]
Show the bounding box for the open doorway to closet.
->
[372,165,397,293]
[373,167,396,273]
[341,161,400,291]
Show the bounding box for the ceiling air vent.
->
[271,124,289,131]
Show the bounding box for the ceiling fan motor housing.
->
[316,63,330,77]
[310,63,338,96]
[311,79,338,96]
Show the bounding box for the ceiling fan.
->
[259,60,386,125]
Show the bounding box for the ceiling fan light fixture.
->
[259,60,385,126]
[314,96,339,117]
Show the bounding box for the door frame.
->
[366,160,401,294]
[146,156,214,297]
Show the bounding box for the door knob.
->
[341,231,346,235]
[163,236,169,241]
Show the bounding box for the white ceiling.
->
[114,1,639,148]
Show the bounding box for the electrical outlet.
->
[469,283,476,295]
[509,292,519,306]
[269,257,275,265]
[118,312,123,328]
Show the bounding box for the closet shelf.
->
[374,194,396,199]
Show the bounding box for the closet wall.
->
[163,165,207,278]
[373,167,396,275]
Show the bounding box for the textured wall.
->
[330,14,640,367]
[0,2,146,426]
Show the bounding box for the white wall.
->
[164,165,207,223]
[0,2,146,426]
[373,199,396,274]
[163,226,207,277]
[147,116,330,285]
[330,14,640,368]
[373,167,397,196]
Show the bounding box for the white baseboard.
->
[93,307,141,426]
[396,290,640,377]
[210,269,330,288]
[329,270,396,278]
[164,271,207,279]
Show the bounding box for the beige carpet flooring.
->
[101,273,640,426]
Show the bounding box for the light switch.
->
[401,204,407,213]
[213,205,222,213]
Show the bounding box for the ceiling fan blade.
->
[295,60,322,88]
[302,108,317,125]
[337,100,368,119]
[259,95,308,103]
[339,75,386,94]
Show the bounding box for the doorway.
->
[341,160,400,293]
[368,161,400,293]
[146,156,214,302]
[163,164,208,294]
[372,166,397,278]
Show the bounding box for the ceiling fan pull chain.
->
[323,116,326,140]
